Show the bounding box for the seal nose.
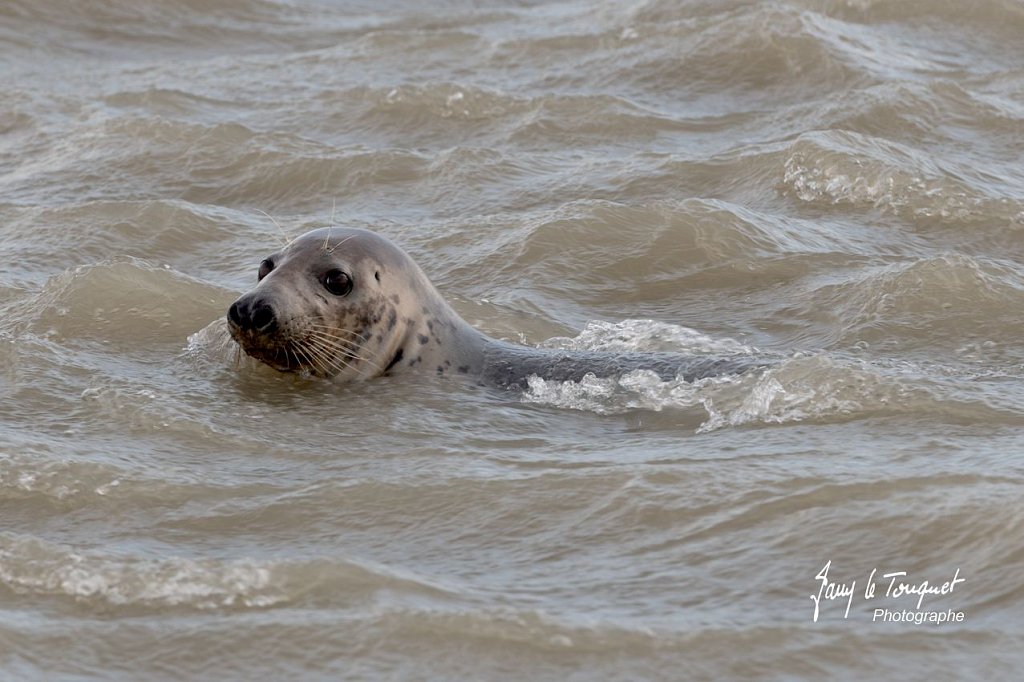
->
[228,296,278,333]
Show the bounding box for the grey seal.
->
[227,227,761,388]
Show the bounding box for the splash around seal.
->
[226,227,763,388]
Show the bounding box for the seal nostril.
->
[228,300,244,327]
[251,300,276,331]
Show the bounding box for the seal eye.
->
[257,259,274,281]
[323,269,352,296]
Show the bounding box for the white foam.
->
[521,351,920,431]
[539,319,756,355]
[523,369,743,417]
[0,534,283,609]
[524,320,767,424]
[695,366,865,433]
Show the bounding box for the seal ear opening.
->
[375,271,381,282]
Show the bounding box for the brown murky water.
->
[2,0,1024,679]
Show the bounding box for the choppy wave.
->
[0,532,458,611]
[784,254,1024,350]
[6,258,227,345]
[780,130,1024,227]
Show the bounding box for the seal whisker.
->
[306,323,360,330]
[308,332,375,374]
[255,209,291,246]
[326,234,357,255]
[305,325,364,340]
[287,341,314,374]
[304,334,366,362]
[306,336,379,376]
[304,332,384,372]
[287,346,313,376]
[304,329,368,355]
[299,327,366,358]
[299,337,345,377]
[306,337,361,378]
[305,323,363,335]
[292,339,334,378]
[322,225,333,253]
[282,346,299,370]
[304,327,364,347]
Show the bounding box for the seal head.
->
[227,227,486,380]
